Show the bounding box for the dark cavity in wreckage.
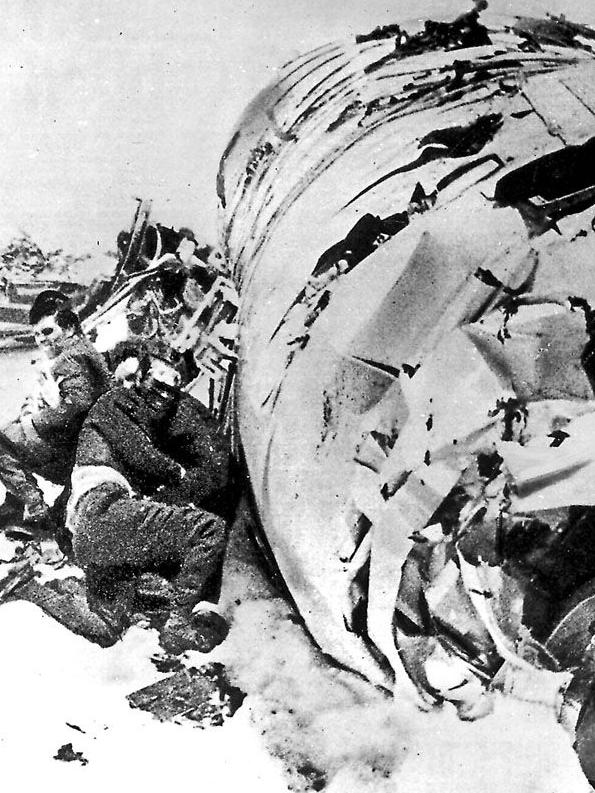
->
[85,4,595,783]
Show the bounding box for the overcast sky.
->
[0,0,593,255]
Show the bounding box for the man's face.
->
[33,314,65,356]
[148,358,181,388]
[114,356,141,388]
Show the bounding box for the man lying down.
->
[1,340,235,657]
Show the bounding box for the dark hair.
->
[54,308,81,333]
[29,290,80,331]
[178,226,196,242]
[109,340,151,379]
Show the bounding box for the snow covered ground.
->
[0,496,591,793]
[0,605,287,792]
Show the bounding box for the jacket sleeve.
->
[99,391,184,491]
[111,418,183,490]
[158,395,230,508]
[28,353,98,440]
[164,395,229,465]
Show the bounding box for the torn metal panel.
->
[365,4,492,73]
[560,61,595,117]
[512,15,595,52]
[495,137,595,206]
[345,200,528,373]
[345,113,503,208]
[386,326,511,470]
[464,303,592,401]
[529,231,595,303]
[367,460,464,700]
[222,11,595,741]
[498,412,595,513]
[521,71,595,144]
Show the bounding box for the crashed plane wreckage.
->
[212,4,595,780]
[43,2,595,779]
[82,201,239,421]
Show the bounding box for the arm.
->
[112,419,183,490]
[97,390,184,492]
[27,354,97,440]
[157,394,230,507]
[162,394,226,464]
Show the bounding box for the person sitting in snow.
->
[65,342,234,654]
[0,290,112,528]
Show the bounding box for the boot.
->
[132,572,174,630]
[134,572,176,610]
[159,601,229,655]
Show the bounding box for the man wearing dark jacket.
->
[67,348,232,653]
[0,291,112,524]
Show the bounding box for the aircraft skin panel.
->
[521,69,595,144]
[221,15,595,692]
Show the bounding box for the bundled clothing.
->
[0,333,112,510]
[68,381,232,608]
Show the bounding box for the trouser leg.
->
[0,446,46,512]
[172,510,227,607]
[73,488,227,605]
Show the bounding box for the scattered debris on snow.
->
[53,742,89,767]
[127,662,246,726]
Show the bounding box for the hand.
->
[178,464,186,480]
[39,374,63,409]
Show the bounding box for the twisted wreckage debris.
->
[218,3,595,784]
[80,199,239,419]
[364,0,492,70]
[127,663,246,725]
[53,742,89,767]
